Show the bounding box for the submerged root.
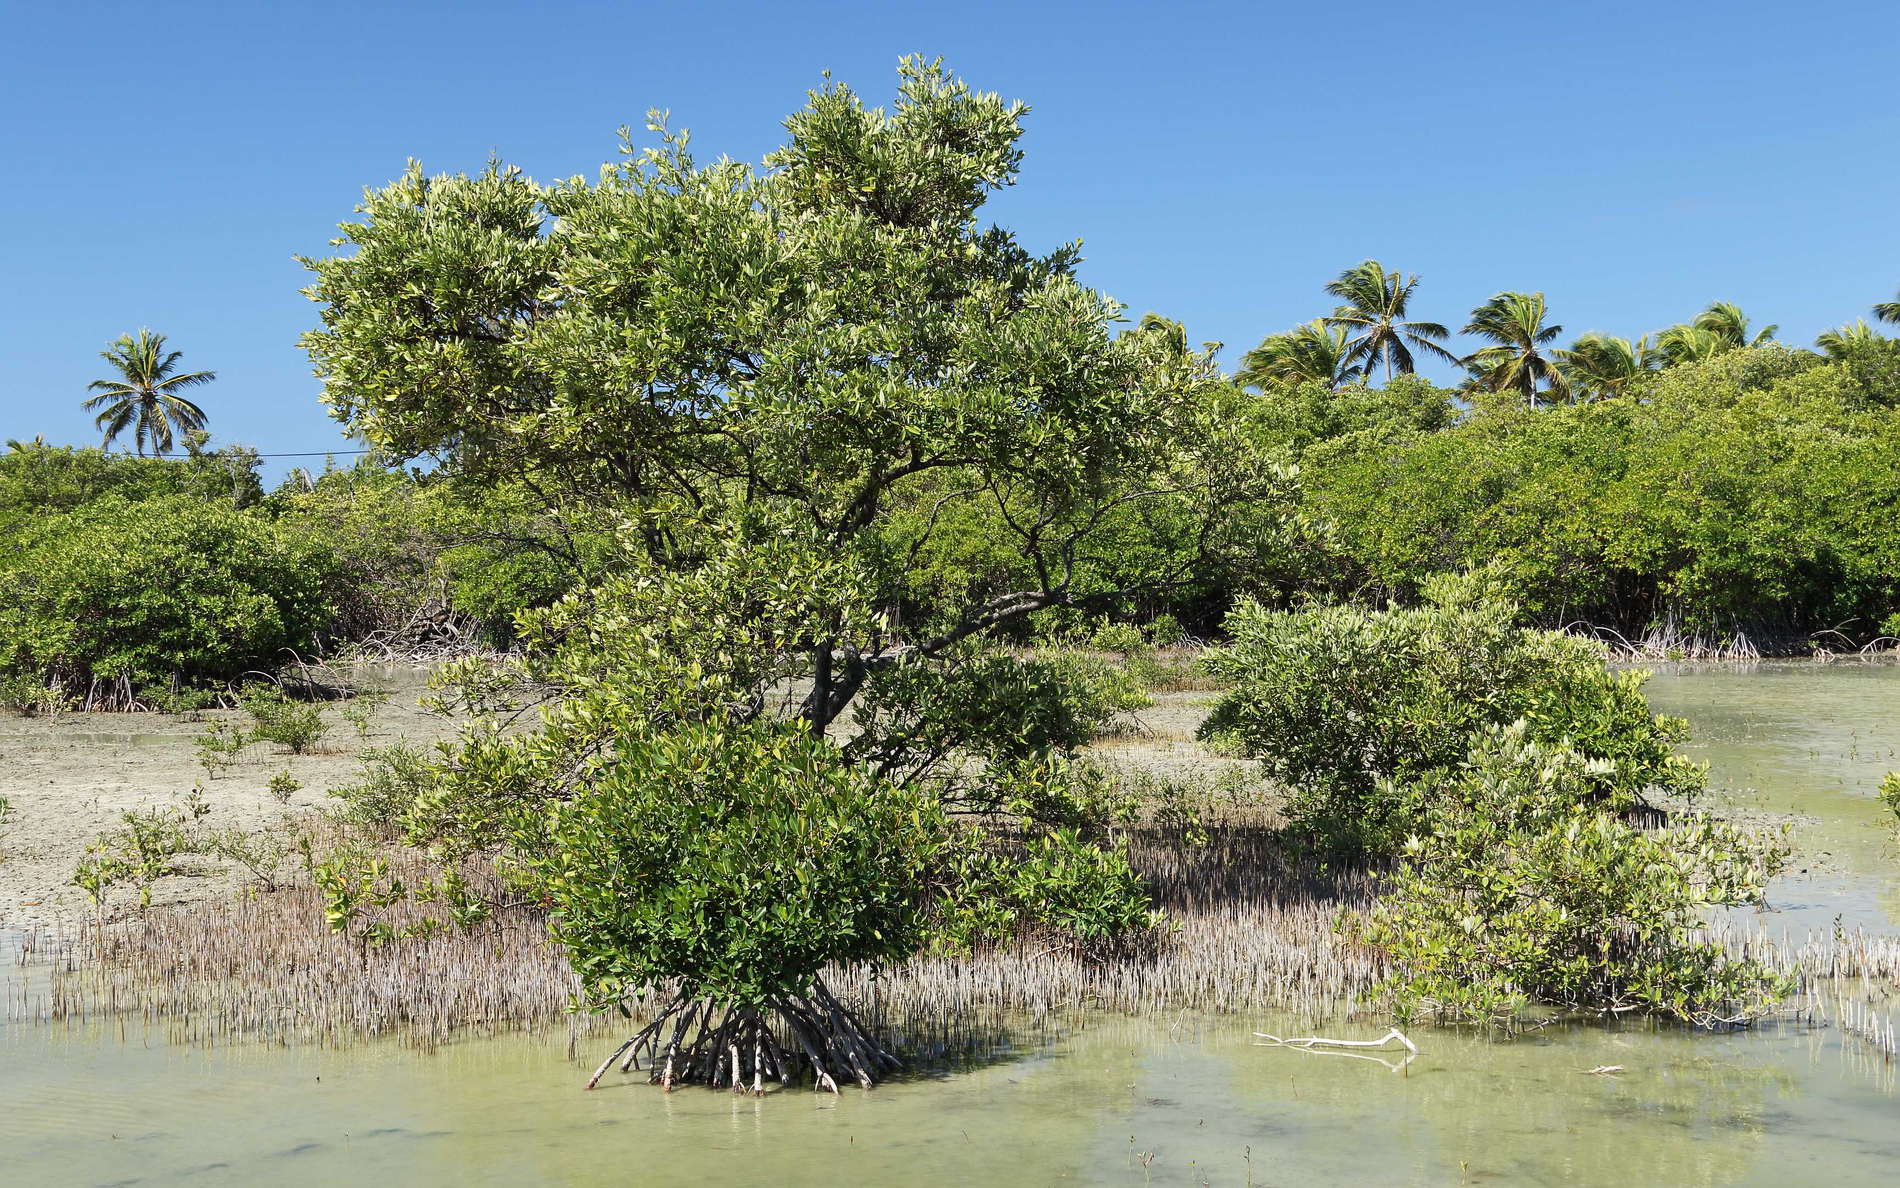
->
[586,978,900,1094]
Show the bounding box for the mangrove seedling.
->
[539,723,943,1093]
[267,769,301,804]
[193,719,247,778]
[242,686,328,754]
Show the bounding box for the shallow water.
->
[4,662,1899,1186]
[1644,659,1900,932]
[3,1008,1896,1186]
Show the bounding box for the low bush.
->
[848,648,1149,765]
[1359,725,1789,1027]
[194,720,248,779]
[71,791,210,913]
[329,743,434,836]
[1200,572,1703,853]
[533,722,945,1014]
[241,687,328,754]
[340,689,389,738]
[267,770,302,804]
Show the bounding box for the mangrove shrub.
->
[540,722,943,1091]
[1361,725,1788,1027]
[1199,573,1703,853]
[0,496,338,709]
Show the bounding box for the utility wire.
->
[247,449,374,458]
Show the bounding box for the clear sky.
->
[4,0,1896,475]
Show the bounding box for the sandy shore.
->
[0,665,459,931]
[0,670,1240,932]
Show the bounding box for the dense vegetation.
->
[0,494,337,708]
[1263,343,1900,649]
[1200,572,1703,854]
[0,442,603,707]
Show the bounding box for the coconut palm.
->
[1655,323,1733,367]
[1554,333,1656,401]
[1816,319,1886,360]
[1321,260,1460,380]
[1235,320,1359,390]
[81,329,214,456]
[1875,288,1900,325]
[1462,292,1568,406]
[1692,301,1777,349]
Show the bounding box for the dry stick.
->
[1252,1026,1419,1054]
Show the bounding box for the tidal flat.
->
[5,660,1900,1185]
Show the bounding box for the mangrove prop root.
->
[1252,1027,1419,1054]
[585,979,897,1094]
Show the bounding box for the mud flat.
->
[0,665,456,930]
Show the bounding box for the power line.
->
[249,449,374,458]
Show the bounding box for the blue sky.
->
[3,0,1896,475]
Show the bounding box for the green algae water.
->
[1644,660,1900,933]
[2,1007,1895,1185]
[6,661,1900,1187]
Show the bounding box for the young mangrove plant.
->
[547,723,941,1092]
[194,719,247,778]
[71,790,211,915]
[1200,570,1704,854]
[241,686,328,754]
[1359,725,1790,1028]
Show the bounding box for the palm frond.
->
[95,402,135,448]
[160,393,210,428]
[1815,319,1885,360]
[1235,320,1358,390]
[1692,302,1775,349]
[154,368,217,392]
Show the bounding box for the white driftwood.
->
[1252,1027,1419,1055]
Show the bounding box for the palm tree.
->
[1553,332,1655,401]
[1655,323,1732,366]
[1462,292,1568,406]
[1692,301,1777,349]
[1651,303,1777,369]
[1321,260,1460,380]
[1875,288,1900,325]
[1816,319,1886,360]
[1235,320,1359,390]
[81,329,214,456]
